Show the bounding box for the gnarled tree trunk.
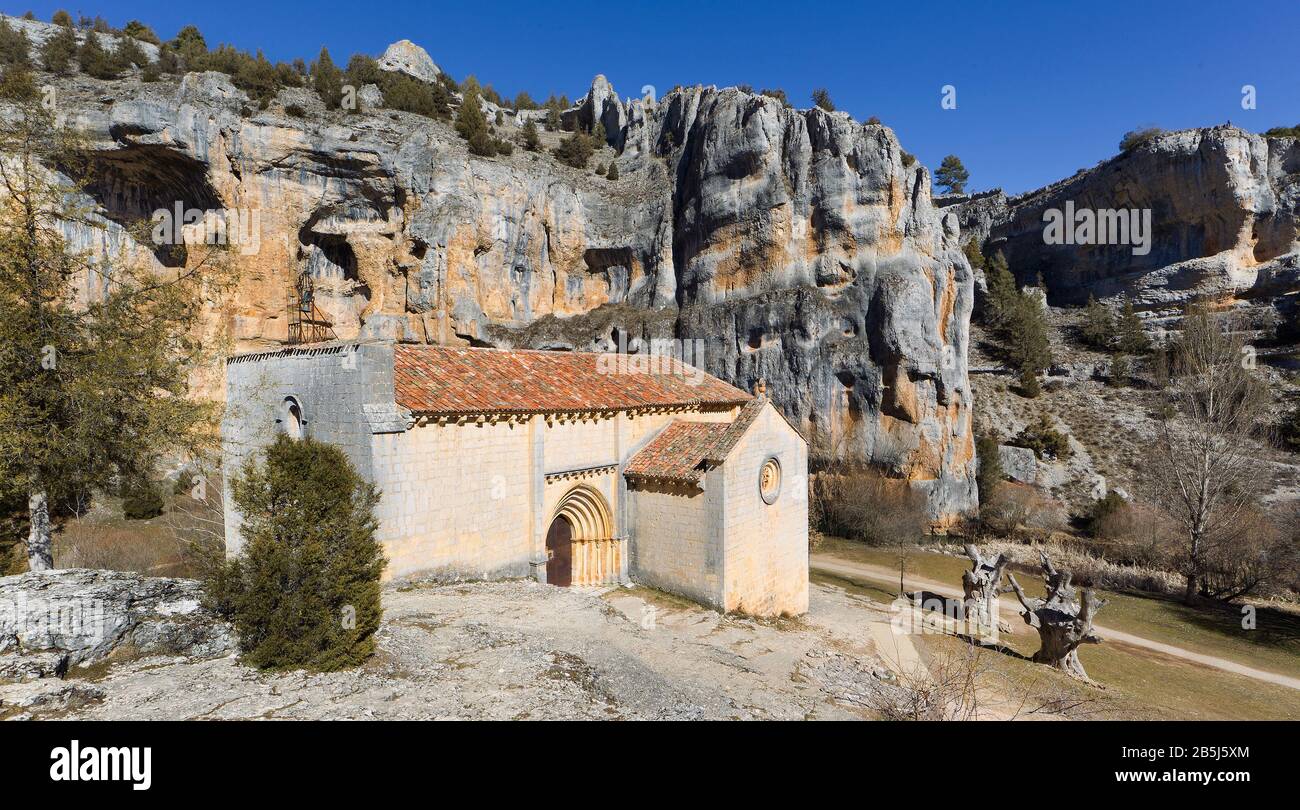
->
[960,544,1011,635]
[1006,551,1106,681]
[27,489,52,571]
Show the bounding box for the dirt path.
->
[810,554,1300,692]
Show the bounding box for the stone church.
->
[221,341,809,617]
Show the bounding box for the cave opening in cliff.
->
[298,230,360,281]
[69,145,222,268]
[297,230,370,330]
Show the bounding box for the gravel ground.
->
[2,578,901,721]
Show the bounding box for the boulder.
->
[358,83,384,110]
[0,569,234,681]
[998,444,1039,485]
[377,39,441,84]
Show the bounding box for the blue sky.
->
[11,0,1299,193]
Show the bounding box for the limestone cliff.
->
[22,40,977,520]
[944,126,1300,312]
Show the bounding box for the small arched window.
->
[281,397,304,440]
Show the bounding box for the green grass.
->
[815,537,1300,680]
[909,630,1300,720]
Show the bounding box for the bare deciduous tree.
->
[1144,303,1271,604]
[867,641,990,720]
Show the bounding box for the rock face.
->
[561,74,626,148]
[0,570,234,680]
[937,189,1008,250]
[377,39,441,83]
[31,65,977,522]
[965,126,1300,309]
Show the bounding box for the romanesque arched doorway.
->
[548,485,620,587]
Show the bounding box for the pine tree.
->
[0,64,38,101]
[1109,352,1130,386]
[962,238,985,271]
[1079,294,1114,350]
[455,91,496,156]
[0,18,31,68]
[343,53,382,87]
[428,79,452,119]
[460,74,482,99]
[982,253,1018,328]
[606,161,619,180]
[170,24,207,67]
[235,50,280,109]
[121,20,161,45]
[312,47,343,109]
[543,95,563,131]
[0,94,226,570]
[975,431,1004,506]
[212,436,385,671]
[155,43,179,74]
[553,130,593,169]
[1115,297,1151,355]
[983,254,1052,396]
[811,87,835,111]
[935,154,969,194]
[114,35,148,69]
[521,118,540,151]
[40,24,78,75]
[77,31,123,79]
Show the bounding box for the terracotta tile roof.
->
[623,421,733,484]
[625,396,805,485]
[393,345,751,416]
[703,397,765,464]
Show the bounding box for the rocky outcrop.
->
[561,74,625,148]
[978,126,1300,309]
[3,15,161,62]
[937,189,1008,250]
[0,570,233,681]
[377,39,441,84]
[21,58,977,521]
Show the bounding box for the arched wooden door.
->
[545,516,573,587]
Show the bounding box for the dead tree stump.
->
[960,544,1012,635]
[1006,551,1106,681]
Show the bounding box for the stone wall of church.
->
[543,416,620,472]
[626,482,722,608]
[222,341,397,556]
[719,403,809,616]
[371,418,534,580]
